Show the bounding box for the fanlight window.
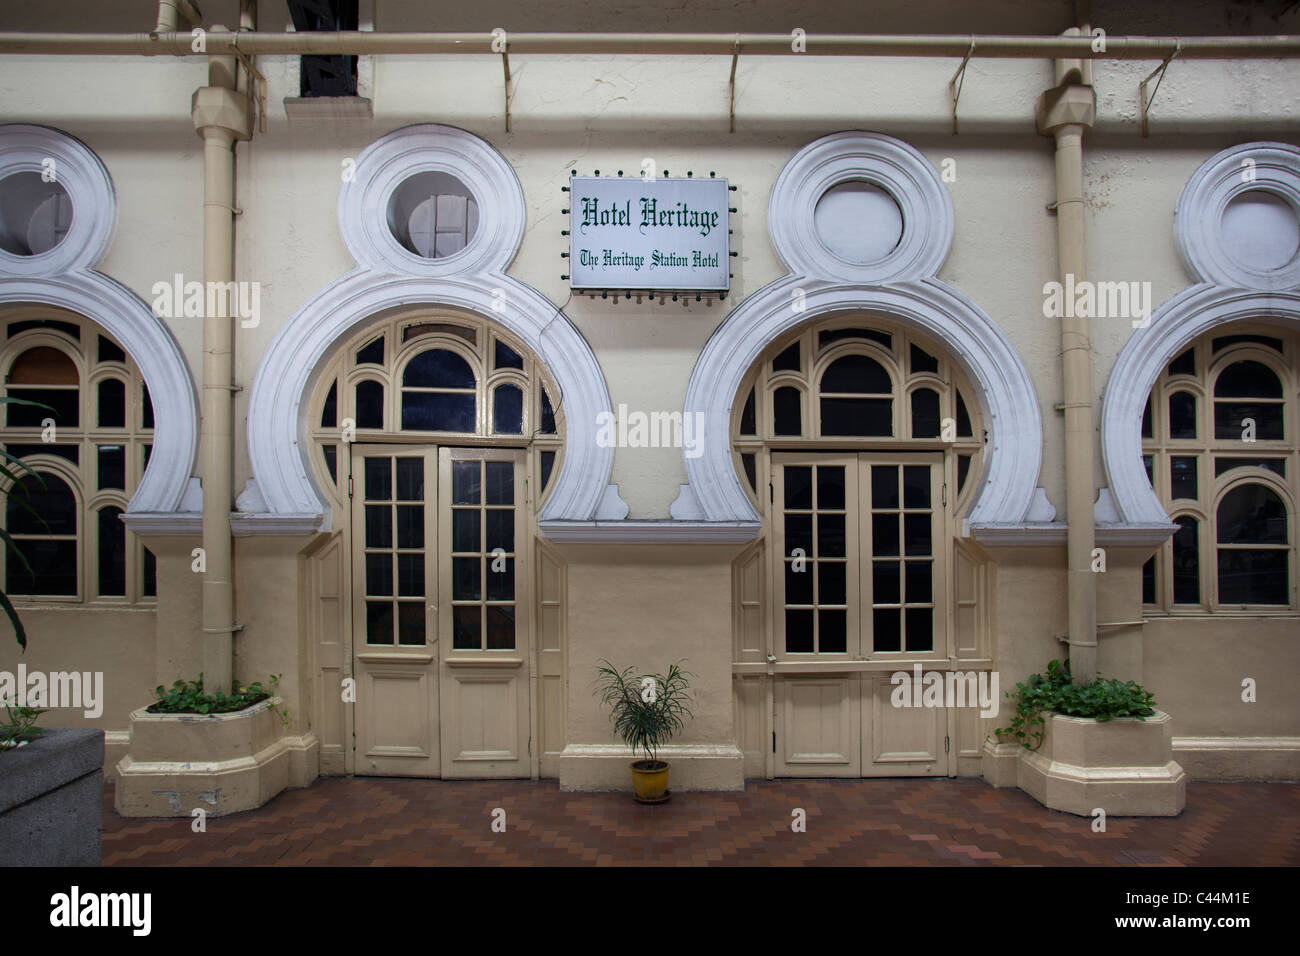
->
[1141,327,1297,610]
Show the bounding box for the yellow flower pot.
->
[630,759,670,803]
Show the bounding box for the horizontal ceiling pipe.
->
[1,32,1299,58]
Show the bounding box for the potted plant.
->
[594,659,693,803]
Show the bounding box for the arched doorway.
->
[307,308,565,778]
[729,313,994,777]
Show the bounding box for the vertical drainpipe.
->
[191,25,253,692]
[1035,28,1099,684]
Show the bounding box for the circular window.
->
[1220,190,1300,271]
[813,181,903,265]
[386,171,479,259]
[0,172,73,257]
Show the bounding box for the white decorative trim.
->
[1101,285,1300,526]
[1094,487,1122,523]
[337,124,525,278]
[538,519,760,544]
[1026,487,1057,522]
[0,271,198,515]
[234,478,267,513]
[121,513,201,536]
[768,131,953,283]
[0,125,117,278]
[229,513,322,537]
[593,484,630,520]
[668,483,704,520]
[683,275,1043,526]
[971,523,1067,546]
[1173,736,1300,752]
[1175,142,1300,292]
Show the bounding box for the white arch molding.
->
[247,271,613,529]
[680,275,1044,528]
[1101,285,1300,527]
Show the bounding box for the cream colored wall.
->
[3,1,1300,781]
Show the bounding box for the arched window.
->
[0,310,156,601]
[1141,326,1297,610]
[308,310,564,511]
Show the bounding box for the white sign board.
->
[568,176,730,292]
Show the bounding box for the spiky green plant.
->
[594,659,693,764]
[0,395,54,650]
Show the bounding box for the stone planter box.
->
[984,709,1186,817]
[0,728,103,866]
[115,696,318,818]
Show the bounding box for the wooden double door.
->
[350,445,531,778]
[770,452,950,777]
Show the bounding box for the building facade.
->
[1,1,1298,807]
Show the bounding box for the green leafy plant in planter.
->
[0,697,47,751]
[148,673,290,727]
[994,658,1157,752]
[595,659,693,803]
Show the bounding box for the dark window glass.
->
[818,328,891,350]
[1172,517,1200,605]
[141,383,154,429]
[97,445,125,490]
[741,453,756,493]
[903,466,929,508]
[98,336,126,364]
[906,607,933,651]
[97,379,126,427]
[403,322,476,345]
[320,380,337,428]
[1170,457,1197,500]
[872,513,899,557]
[1141,555,1155,604]
[818,561,846,605]
[494,340,524,370]
[366,601,393,645]
[143,444,151,469]
[784,513,812,555]
[903,514,931,557]
[487,557,514,601]
[910,388,940,438]
[739,388,756,435]
[485,461,513,505]
[402,391,475,432]
[816,513,845,557]
[6,539,76,596]
[873,561,900,604]
[540,451,556,492]
[816,466,845,510]
[1168,348,1195,377]
[1214,458,1285,478]
[772,342,800,372]
[365,457,391,500]
[395,457,423,501]
[1214,401,1283,440]
[785,560,813,605]
[909,344,939,375]
[784,466,812,510]
[5,443,77,464]
[1143,455,1154,487]
[366,553,393,596]
[493,384,523,434]
[872,465,899,510]
[355,380,383,429]
[957,454,972,493]
[355,336,384,366]
[1217,550,1288,605]
[6,387,77,427]
[453,605,481,649]
[1215,360,1282,399]
[395,505,423,549]
[397,554,424,597]
[819,610,847,653]
[820,397,892,436]
[773,387,802,436]
[97,506,126,596]
[1213,334,1283,354]
[365,506,390,548]
[486,509,514,554]
[323,444,337,483]
[1217,484,1286,545]
[8,319,79,340]
[453,509,480,553]
[540,387,557,434]
[873,608,901,652]
[1141,395,1153,439]
[1168,391,1197,439]
[6,471,76,535]
[403,348,475,388]
[821,354,890,393]
[785,608,813,653]
[453,557,481,601]
[486,606,515,650]
[143,546,157,597]
[956,391,973,438]
[452,460,480,504]
[398,602,425,646]
[905,560,932,603]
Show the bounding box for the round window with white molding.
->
[813,180,903,265]
[386,171,480,260]
[0,172,74,257]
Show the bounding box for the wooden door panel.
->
[775,677,860,776]
[862,674,947,777]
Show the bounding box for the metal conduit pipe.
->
[1,32,1299,58]
[152,0,202,37]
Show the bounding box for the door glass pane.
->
[452,508,480,552]
[784,513,813,554]
[366,601,394,644]
[817,561,846,605]
[395,457,424,500]
[365,458,391,500]
[906,607,933,651]
[873,608,901,652]
[905,561,932,603]
[785,608,813,653]
[486,557,514,601]
[453,557,481,600]
[903,466,929,508]
[818,609,847,653]
[785,560,813,605]
[365,553,392,596]
[485,461,513,504]
[486,606,516,649]
[872,514,899,556]
[873,560,900,604]
[903,514,931,556]
[872,466,898,509]
[784,466,812,509]
[398,602,425,645]
[397,553,424,596]
[452,460,480,504]
[816,466,844,509]
[816,513,845,557]
[485,508,514,553]
[365,505,391,549]
[453,605,481,649]
[395,505,424,549]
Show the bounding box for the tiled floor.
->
[101,777,1300,866]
